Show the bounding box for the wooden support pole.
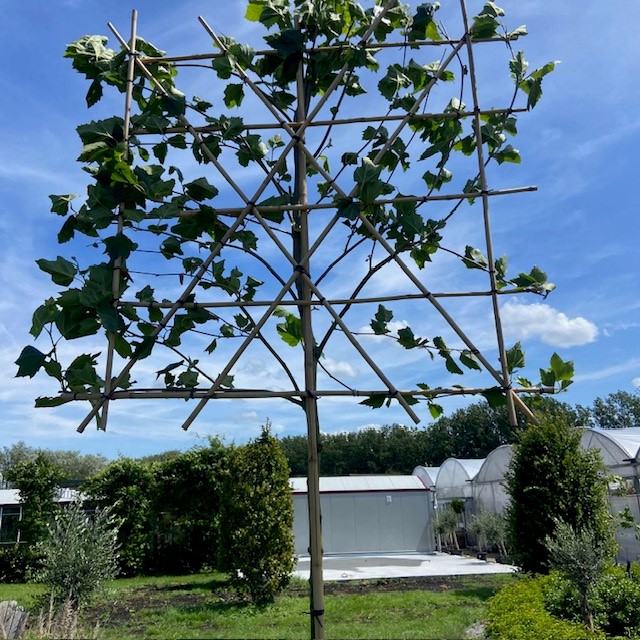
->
[100,10,138,431]
[460,0,518,427]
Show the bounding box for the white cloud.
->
[321,357,358,378]
[632,377,640,390]
[502,300,598,348]
[574,358,640,384]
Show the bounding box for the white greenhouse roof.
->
[412,466,440,487]
[581,428,640,476]
[290,475,429,494]
[474,445,513,485]
[435,458,484,499]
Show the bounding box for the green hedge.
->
[485,575,604,640]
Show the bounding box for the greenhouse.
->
[471,445,513,514]
[435,458,484,503]
[581,428,640,562]
[411,466,440,490]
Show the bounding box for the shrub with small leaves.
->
[544,567,640,638]
[218,425,294,605]
[485,575,603,640]
[36,501,119,608]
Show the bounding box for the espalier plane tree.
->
[17,2,567,634]
[18,0,569,425]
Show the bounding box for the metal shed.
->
[291,476,434,555]
[0,488,80,544]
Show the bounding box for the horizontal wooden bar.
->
[139,34,524,64]
[131,107,527,136]
[57,385,548,402]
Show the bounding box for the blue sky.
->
[1,1,638,459]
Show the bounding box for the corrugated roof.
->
[0,488,81,506]
[290,475,429,494]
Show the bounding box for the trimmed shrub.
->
[505,413,611,573]
[485,575,603,640]
[218,426,294,605]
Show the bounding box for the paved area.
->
[293,552,517,581]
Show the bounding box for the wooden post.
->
[293,24,325,639]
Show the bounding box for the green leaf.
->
[49,194,79,217]
[482,387,507,408]
[30,299,58,338]
[407,3,442,42]
[428,402,443,419]
[205,339,218,354]
[509,51,529,84]
[185,177,218,202]
[65,354,102,391]
[212,56,234,79]
[371,305,393,335]
[549,352,574,382]
[135,285,155,303]
[336,198,361,221]
[274,308,303,347]
[494,144,521,164]
[433,336,464,375]
[378,64,411,100]
[359,394,386,409]
[256,194,290,223]
[505,342,525,373]
[36,257,77,286]
[245,1,264,21]
[495,255,508,280]
[397,327,418,349]
[103,233,138,261]
[265,29,304,57]
[35,396,68,408]
[133,336,155,360]
[15,346,47,378]
[460,350,482,371]
[224,83,245,108]
[463,246,488,271]
[152,141,168,163]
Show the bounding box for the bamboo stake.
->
[121,286,541,310]
[169,186,537,218]
[460,0,517,427]
[131,106,528,136]
[100,10,138,431]
[80,21,318,432]
[59,386,549,402]
[139,33,525,64]
[181,0,403,432]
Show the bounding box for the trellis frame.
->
[49,2,556,637]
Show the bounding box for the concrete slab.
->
[293,552,516,581]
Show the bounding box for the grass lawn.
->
[7,573,514,639]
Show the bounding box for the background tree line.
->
[280,391,639,476]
